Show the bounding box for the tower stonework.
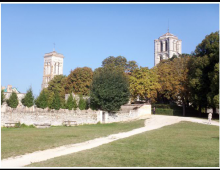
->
[154,32,182,66]
[41,50,64,90]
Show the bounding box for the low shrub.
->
[20,123,35,128]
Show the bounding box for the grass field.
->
[1,119,145,159]
[27,122,219,167]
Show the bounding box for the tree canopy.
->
[102,56,138,74]
[90,67,130,112]
[65,67,93,96]
[47,75,67,108]
[129,67,160,103]
[188,31,219,110]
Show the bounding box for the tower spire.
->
[53,43,55,51]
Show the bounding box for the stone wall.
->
[98,104,151,123]
[1,104,151,127]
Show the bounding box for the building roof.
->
[159,32,178,39]
[3,87,20,93]
[44,50,64,58]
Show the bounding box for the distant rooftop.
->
[1,85,20,93]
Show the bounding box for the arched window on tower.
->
[176,42,179,52]
[160,55,163,61]
[165,41,168,51]
[160,41,163,52]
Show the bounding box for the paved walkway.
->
[1,115,219,167]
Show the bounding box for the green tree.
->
[207,63,219,108]
[65,67,93,96]
[172,55,191,116]
[78,95,87,110]
[47,75,67,108]
[90,67,130,112]
[129,67,161,103]
[102,56,127,68]
[126,60,139,74]
[21,87,34,108]
[73,97,78,110]
[35,89,48,109]
[50,90,61,110]
[188,31,219,114]
[66,93,74,110]
[1,89,5,105]
[102,56,138,74]
[6,92,19,108]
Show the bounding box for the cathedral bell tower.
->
[154,31,182,66]
[41,50,64,90]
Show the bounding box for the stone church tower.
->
[41,50,64,90]
[154,31,182,66]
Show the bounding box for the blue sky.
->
[1,3,219,96]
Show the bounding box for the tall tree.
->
[188,31,219,114]
[90,67,130,112]
[156,59,177,103]
[172,55,191,116]
[129,67,161,103]
[50,90,61,110]
[207,63,219,109]
[35,89,48,109]
[73,97,78,110]
[6,92,19,108]
[65,67,93,96]
[66,93,74,110]
[47,75,67,108]
[21,87,34,108]
[187,56,210,114]
[78,95,87,110]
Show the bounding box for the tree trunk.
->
[199,105,202,117]
[186,101,189,107]
[183,103,186,117]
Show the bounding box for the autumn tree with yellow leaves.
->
[129,67,161,103]
[65,67,93,96]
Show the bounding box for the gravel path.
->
[1,115,219,167]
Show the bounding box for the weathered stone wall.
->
[99,104,151,123]
[1,105,99,126]
[1,104,151,127]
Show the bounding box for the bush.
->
[6,92,19,108]
[14,122,20,128]
[20,123,35,128]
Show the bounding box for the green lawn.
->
[1,119,145,159]
[28,122,219,167]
